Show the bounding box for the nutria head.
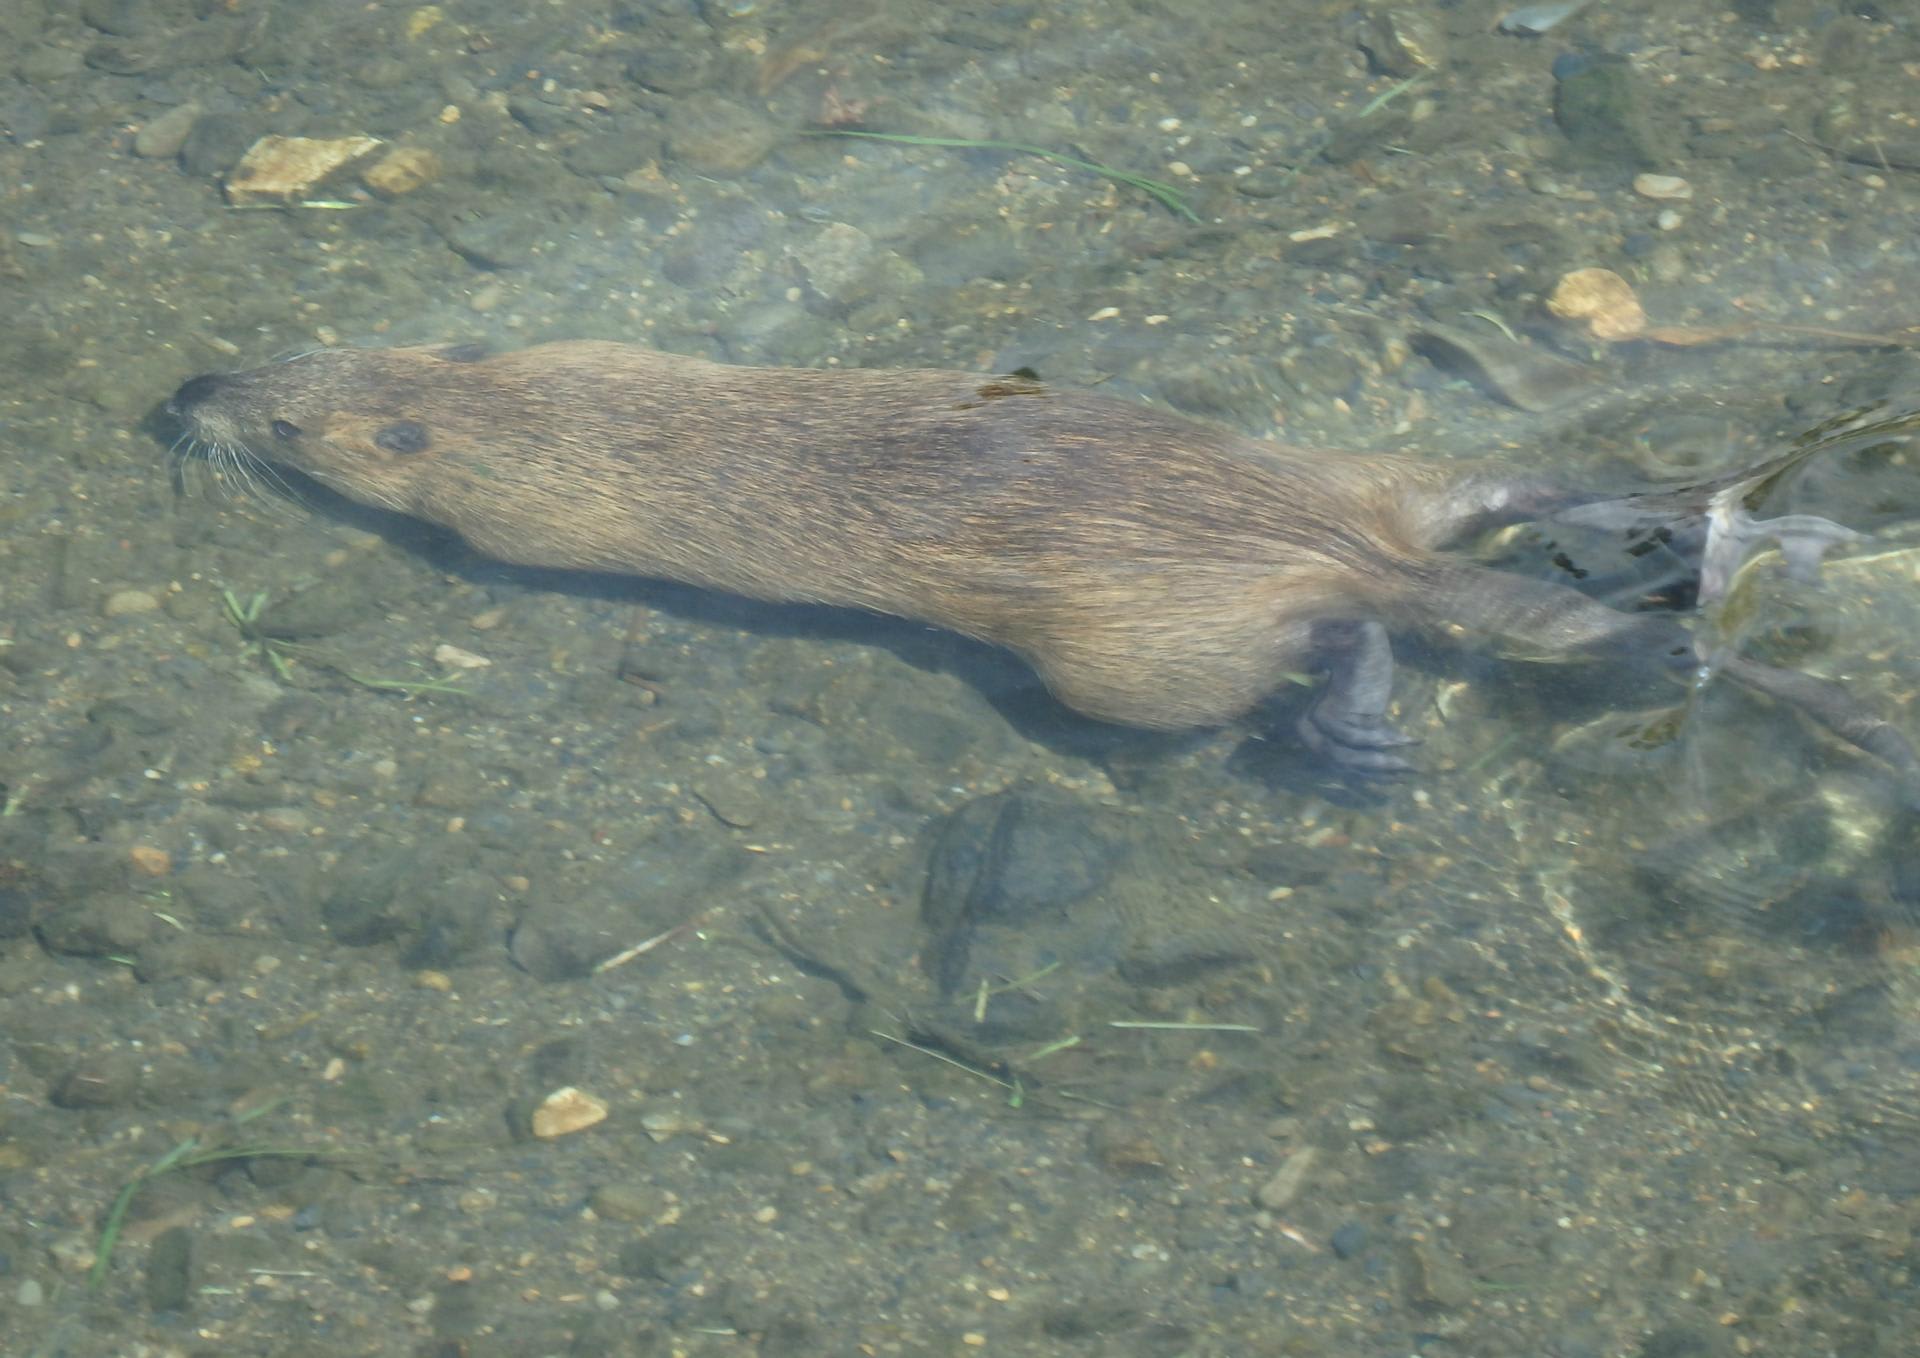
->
[167,342,495,512]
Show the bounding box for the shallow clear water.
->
[1,1,1918,1353]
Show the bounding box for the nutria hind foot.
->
[1296,620,1420,774]
[1548,476,1862,606]
[1694,508,1863,604]
[1296,704,1421,774]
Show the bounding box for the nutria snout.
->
[167,372,231,419]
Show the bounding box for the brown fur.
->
[170,340,1516,730]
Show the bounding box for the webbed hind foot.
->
[1544,453,1864,605]
[1696,504,1862,604]
[1297,705,1420,773]
[1298,620,1418,774]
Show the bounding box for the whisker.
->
[219,443,305,517]
[209,447,239,501]
[220,443,255,497]
[207,443,248,503]
[166,432,196,497]
[236,446,309,513]
[171,435,310,518]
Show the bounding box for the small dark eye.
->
[271,419,301,439]
[375,420,431,454]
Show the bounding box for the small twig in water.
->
[1025,1034,1082,1062]
[1463,310,1522,344]
[594,911,711,974]
[1358,75,1425,118]
[869,1029,1023,1108]
[334,667,473,698]
[1107,1020,1262,1033]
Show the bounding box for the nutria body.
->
[166,340,1913,777]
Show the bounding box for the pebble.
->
[143,1226,193,1313]
[590,1181,668,1223]
[1551,52,1666,169]
[223,134,384,207]
[666,93,778,175]
[433,643,492,669]
[1253,1145,1319,1211]
[1632,172,1693,201]
[362,145,441,197]
[1545,267,1647,341]
[531,1086,609,1138]
[792,221,880,304]
[15,1279,44,1306]
[1411,1239,1473,1307]
[1329,1222,1368,1258]
[639,1108,706,1142]
[133,102,199,159]
[51,1055,141,1109]
[50,1235,99,1273]
[1357,7,1447,76]
[1499,1,1593,36]
[103,588,161,617]
[258,807,311,834]
[127,844,172,876]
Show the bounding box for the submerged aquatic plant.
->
[89,1098,315,1292]
[220,587,472,697]
[222,588,296,681]
[808,129,1200,221]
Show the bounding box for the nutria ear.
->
[437,341,490,363]
[374,420,432,454]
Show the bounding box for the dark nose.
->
[167,372,227,418]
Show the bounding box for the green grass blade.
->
[88,1173,149,1292]
[810,130,1200,221]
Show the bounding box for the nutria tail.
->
[1408,558,1920,795]
[1398,558,1698,669]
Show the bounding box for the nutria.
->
[165,340,1916,781]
